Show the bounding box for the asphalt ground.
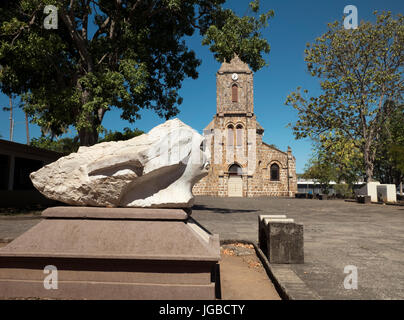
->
[192,196,404,300]
[1,197,403,299]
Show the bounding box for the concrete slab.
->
[0,207,220,300]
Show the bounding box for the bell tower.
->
[192,54,297,198]
[216,55,254,116]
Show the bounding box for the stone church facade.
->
[192,56,297,197]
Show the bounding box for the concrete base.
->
[0,207,221,300]
[377,184,397,203]
[268,222,304,264]
[258,214,304,264]
[357,195,371,204]
[356,182,380,202]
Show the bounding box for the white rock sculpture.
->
[30,119,211,208]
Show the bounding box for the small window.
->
[232,84,238,102]
[236,124,243,147]
[227,125,234,146]
[270,163,280,181]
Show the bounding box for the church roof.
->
[262,142,288,156]
[203,119,215,132]
[218,55,252,74]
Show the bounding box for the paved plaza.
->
[1,197,403,299]
[0,215,41,243]
[192,196,404,300]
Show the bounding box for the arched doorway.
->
[228,164,243,197]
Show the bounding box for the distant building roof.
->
[297,178,364,185]
[0,139,64,162]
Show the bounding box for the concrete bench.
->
[258,215,287,251]
[258,214,304,264]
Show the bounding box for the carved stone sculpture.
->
[30,119,210,208]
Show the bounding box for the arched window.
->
[232,84,238,103]
[270,163,280,181]
[229,163,242,175]
[236,124,243,147]
[227,124,234,146]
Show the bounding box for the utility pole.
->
[9,96,14,142]
[25,112,30,145]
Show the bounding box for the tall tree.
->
[286,12,404,182]
[0,0,274,145]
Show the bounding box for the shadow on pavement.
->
[192,204,258,214]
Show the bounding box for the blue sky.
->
[0,0,403,172]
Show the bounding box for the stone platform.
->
[0,207,220,300]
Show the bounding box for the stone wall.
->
[192,126,297,197]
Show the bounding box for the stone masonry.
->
[193,56,297,197]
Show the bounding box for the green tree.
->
[286,12,404,182]
[317,131,363,185]
[99,127,144,142]
[374,102,404,184]
[31,136,79,153]
[0,0,273,146]
[31,127,144,153]
[303,132,363,195]
[302,160,335,194]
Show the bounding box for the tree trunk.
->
[78,127,98,146]
[365,164,374,183]
[363,144,373,182]
[76,84,99,146]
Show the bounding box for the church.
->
[192,56,297,197]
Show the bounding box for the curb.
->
[251,242,291,300]
[220,239,291,300]
[0,238,13,244]
[252,242,321,300]
[0,215,42,220]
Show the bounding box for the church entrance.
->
[228,164,243,197]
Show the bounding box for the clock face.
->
[232,73,238,81]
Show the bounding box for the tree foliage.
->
[31,127,144,153]
[302,133,363,194]
[301,157,336,194]
[286,12,404,182]
[0,0,273,145]
[30,135,80,154]
[99,127,143,142]
[374,102,404,183]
